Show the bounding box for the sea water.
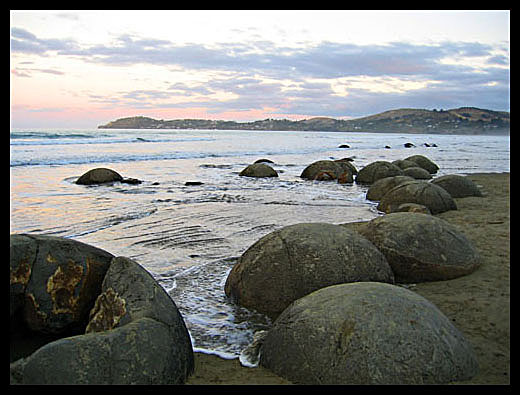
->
[10,128,510,364]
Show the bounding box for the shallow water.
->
[10,128,510,363]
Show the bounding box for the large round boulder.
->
[431,174,483,198]
[356,213,481,283]
[10,237,194,384]
[300,160,353,182]
[377,180,457,214]
[224,223,394,318]
[404,155,439,174]
[239,163,278,178]
[366,175,414,201]
[259,282,479,384]
[334,158,358,176]
[10,234,114,335]
[355,161,403,184]
[76,168,123,185]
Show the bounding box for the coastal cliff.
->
[98,107,509,135]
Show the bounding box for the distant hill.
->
[98,107,509,135]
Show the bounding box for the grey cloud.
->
[11,27,509,115]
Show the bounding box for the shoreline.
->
[186,172,510,385]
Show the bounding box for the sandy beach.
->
[186,172,510,385]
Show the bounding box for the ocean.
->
[10,128,510,365]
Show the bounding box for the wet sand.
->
[186,172,510,385]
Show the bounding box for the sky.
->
[10,10,510,129]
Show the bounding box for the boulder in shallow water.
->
[300,160,343,181]
[75,168,123,185]
[356,212,481,282]
[224,223,394,319]
[431,174,483,198]
[377,180,457,214]
[259,282,479,384]
[239,163,278,178]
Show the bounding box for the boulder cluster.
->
[14,153,486,384]
[225,154,485,384]
[10,235,194,384]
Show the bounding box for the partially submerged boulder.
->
[377,180,457,214]
[356,213,481,283]
[10,236,194,384]
[260,282,479,384]
[76,168,123,185]
[239,163,278,178]
[404,155,439,174]
[355,161,403,184]
[300,160,352,182]
[224,223,394,318]
[431,174,483,198]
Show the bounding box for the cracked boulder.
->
[224,223,394,319]
[356,213,481,283]
[10,234,114,335]
[259,282,479,384]
[377,180,457,214]
[430,174,483,198]
[10,235,194,384]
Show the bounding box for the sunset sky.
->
[11,10,510,129]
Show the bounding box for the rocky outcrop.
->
[431,174,483,198]
[356,213,481,283]
[377,180,457,214]
[239,163,278,178]
[259,282,479,384]
[355,161,403,184]
[224,223,394,319]
[10,236,194,384]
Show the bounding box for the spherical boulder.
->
[259,282,479,384]
[356,213,481,283]
[355,161,403,185]
[10,254,194,384]
[404,155,439,174]
[334,158,358,176]
[224,223,394,318]
[10,234,114,335]
[76,168,123,185]
[366,175,414,201]
[377,180,457,214]
[431,174,483,198]
[403,166,432,180]
[300,160,346,181]
[239,163,278,178]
